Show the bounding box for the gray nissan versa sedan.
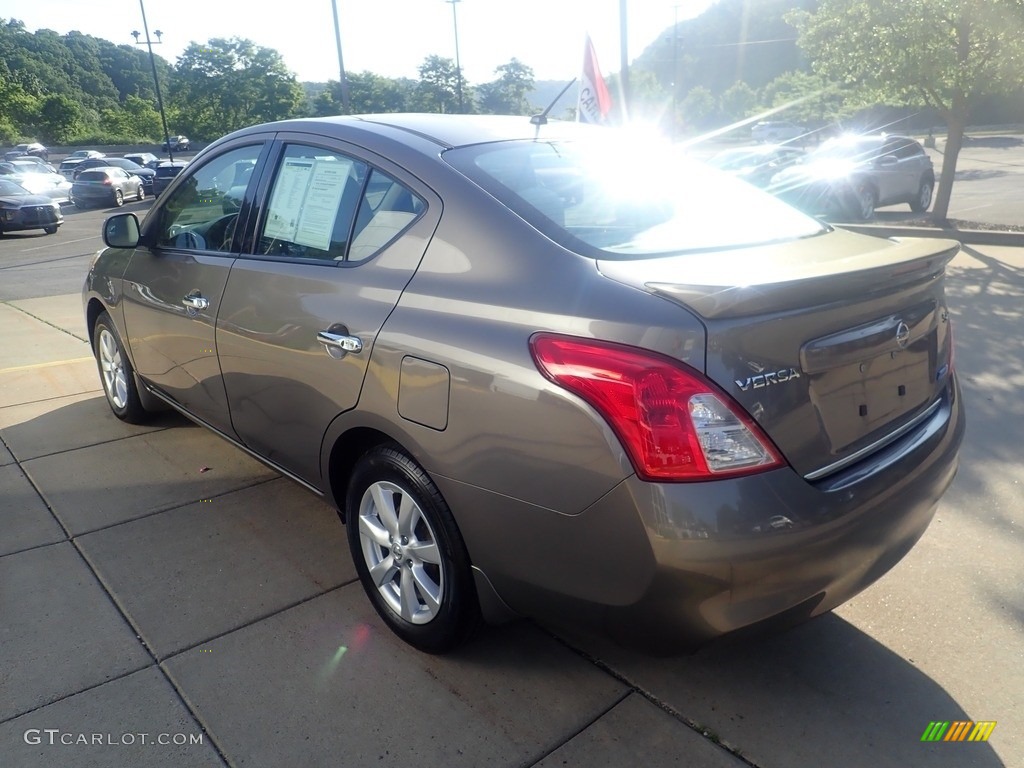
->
[83,114,964,654]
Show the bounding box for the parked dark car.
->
[151,160,189,195]
[84,114,963,654]
[73,157,155,192]
[124,152,160,169]
[768,134,935,220]
[4,142,48,161]
[0,178,62,234]
[708,144,806,187]
[59,150,106,179]
[71,167,145,208]
[162,135,190,152]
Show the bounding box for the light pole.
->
[445,0,464,113]
[131,0,173,161]
[330,0,351,114]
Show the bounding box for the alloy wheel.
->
[357,480,445,625]
[98,327,128,409]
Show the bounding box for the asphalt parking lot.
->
[1,189,1021,767]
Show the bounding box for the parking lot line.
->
[0,356,94,375]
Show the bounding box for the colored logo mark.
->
[921,721,996,742]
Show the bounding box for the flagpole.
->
[619,0,629,119]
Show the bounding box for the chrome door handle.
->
[317,331,363,354]
[182,294,210,311]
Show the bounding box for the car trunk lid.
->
[597,229,958,479]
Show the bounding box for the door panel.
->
[217,142,439,486]
[122,142,268,433]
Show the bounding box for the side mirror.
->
[103,213,140,248]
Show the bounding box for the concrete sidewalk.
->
[0,296,744,766]
[2,237,1020,767]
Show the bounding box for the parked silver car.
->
[71,167,145,208]
[84,115,963,654]
[768,133,935,220]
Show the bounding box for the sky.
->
[1,0,716,85]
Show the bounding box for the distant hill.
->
[633,0,818,95]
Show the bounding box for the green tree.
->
[36,94,81,143]
[476,58,535,115]
[719,81,758,124]
[789,0,1024,222]
[759,70,846,129]
[314,72,412,116]
[170,38,304,138]
[412,55,465,114]
[680,85,717,131]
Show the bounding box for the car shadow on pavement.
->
[553,612,1005,768]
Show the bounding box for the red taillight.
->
[102,178,111,185]
[530,334,785,482]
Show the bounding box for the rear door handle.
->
[317,330,363,356]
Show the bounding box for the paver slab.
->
[0,463,65,556]
[78,478,354,659]
[0,437,14,467]
[164,588,628,768]
[0,542,151,721]
[22,424,277,535]
[535,692,748,767]
[557,613,1004,768]
[0,667,224,768]
[0,358,100,408]
[9,293,89,342]
[0,391,180,462]
[0,302,90,369]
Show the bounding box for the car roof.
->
[225,113,599,153]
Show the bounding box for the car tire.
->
[346,444,479,653]
[93,311,148,424]
[113,189,124,207]
[137,185,145,202]
[910,178,933,213]
[43,226,58,235]
[851,184,877,221]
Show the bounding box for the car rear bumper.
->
[468,374,964,651]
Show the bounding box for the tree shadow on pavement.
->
[942,246,1023,510]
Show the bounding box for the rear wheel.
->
[910,178,933,213]
[137,185,145,202]
[93,311,148,423]
[346,445,479,653]
[851,184,877,221]
[113,189,124,207]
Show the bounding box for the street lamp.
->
[445,0,464,113]
[131,0,174,161]
[330,0,351,114]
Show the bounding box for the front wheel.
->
[137,185,145,202]
[43,226,58,235]
[346,445,479,653]
[910,178,933,213]
[93,311,148,423]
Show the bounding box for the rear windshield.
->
[156,166,183,178]
[445,137,825,258]
[77,171,107,181]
